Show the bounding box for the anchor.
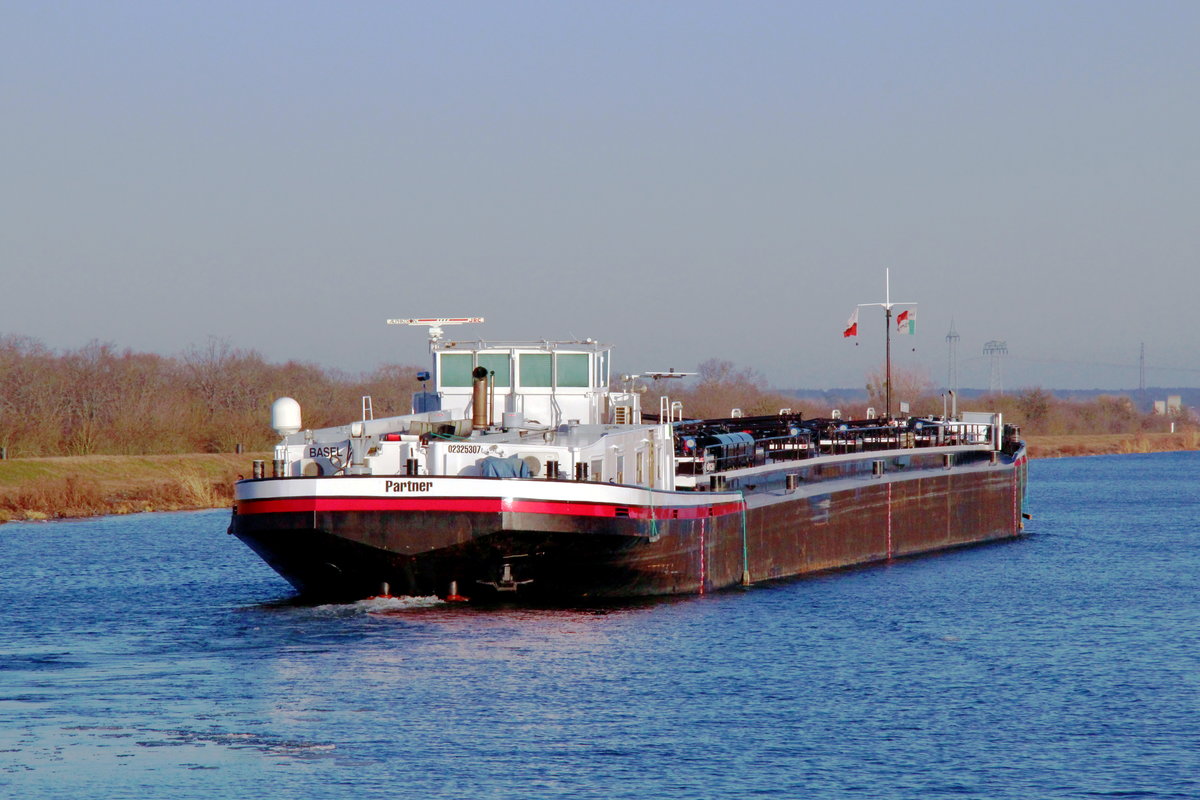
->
[476,561,534,593]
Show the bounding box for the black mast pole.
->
[885,306,892,419]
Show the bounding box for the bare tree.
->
[182,337,273,451]
[0,335,66,455]
[865,365,937,417]
[673,359,800,419]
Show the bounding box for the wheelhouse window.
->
[556,354,590,388]
[519,354,553,387]
[440,353,474,387]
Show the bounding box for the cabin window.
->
[519,354,553,387]
[556,354,590,388]
[591,458,603,482]
[616,455,624,484]
[476,354,511,388]
[440,354,474,387]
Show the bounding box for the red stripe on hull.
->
[237,496,745,520]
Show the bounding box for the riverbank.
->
[1,432,1197,523]
[1024,431,1200,459]
[0,453,262,523]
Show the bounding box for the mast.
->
[856,270,916,419]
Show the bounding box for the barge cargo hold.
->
[229,320,1028,601]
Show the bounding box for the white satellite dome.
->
[271,397,302,436]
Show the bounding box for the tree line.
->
[0,336,423,457]
[0,339,1186,458]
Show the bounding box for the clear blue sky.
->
[3,1,1197,390]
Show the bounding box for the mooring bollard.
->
[252,460,265,479]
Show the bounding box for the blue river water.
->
[2,452,1198,799]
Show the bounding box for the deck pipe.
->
[471,366,489,429]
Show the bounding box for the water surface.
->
[2,453,1198,798]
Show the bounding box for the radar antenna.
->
[386,317,485,349]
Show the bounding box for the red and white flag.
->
[843,308,859,338]
[896,308,915,334]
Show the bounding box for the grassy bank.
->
[0,453,266,523]
[1,433,1197,523]
[1024,431,1200,459]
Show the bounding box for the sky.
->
[2,1,1198,391]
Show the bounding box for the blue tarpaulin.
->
[480,455,532,478]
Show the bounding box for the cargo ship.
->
[229,317,1029,602]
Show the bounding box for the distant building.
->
[1154,396,1184,416]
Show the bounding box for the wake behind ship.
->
[229,318,1028,602]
